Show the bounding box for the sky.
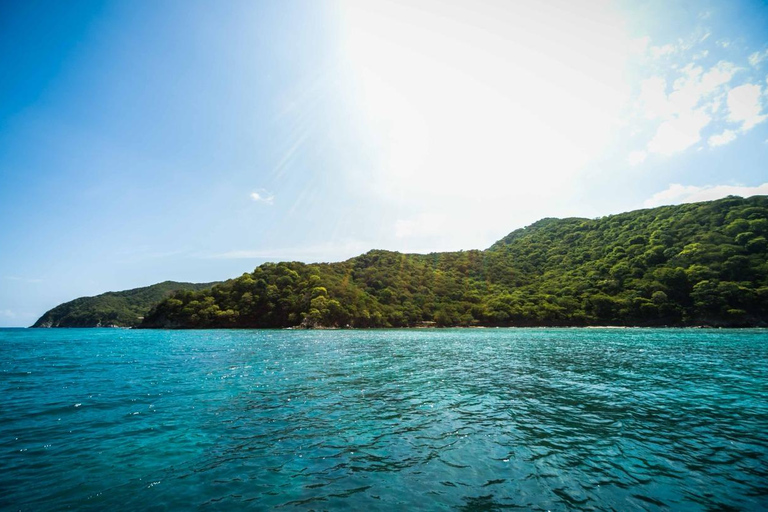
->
[1,0,768,327]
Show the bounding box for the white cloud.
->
[638,61,738,156]
[0,309,16,319]
[660,61,736,117]
[707,129,737,147]
[700,61,737,94]
[748,49,768,67]
[727,83,767,131]
[250,189,274,205]
[644,182,768,207]
[627,150,647,166]
[647,109,711,155]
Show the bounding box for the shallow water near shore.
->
[1,327,767,510]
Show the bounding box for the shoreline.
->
[25,324,768,330]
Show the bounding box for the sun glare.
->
[339,0,633,207]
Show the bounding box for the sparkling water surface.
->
[1,328,767,511]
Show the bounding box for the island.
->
[34,196,768,329]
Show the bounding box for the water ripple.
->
[1,328,768,510]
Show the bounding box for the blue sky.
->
[1,0,767,327]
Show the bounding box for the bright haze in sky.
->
[1,0,767,326]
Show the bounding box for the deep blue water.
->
[1,328,767,511]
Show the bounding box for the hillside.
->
[140,196,768,328]
[32,281,218,328]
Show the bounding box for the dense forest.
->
[32,281,217,327]
[138,196,768,328]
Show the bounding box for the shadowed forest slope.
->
[32,281,218,327]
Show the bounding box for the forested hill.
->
[32,281,218,328]
[141,196,768,329]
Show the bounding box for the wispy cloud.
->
[644,182,768,208]
[203,240,374,263]
[0,309,16,319]
[3,276,43,283]
[692,50,709,61]
[650,43,676,59]
[114,247,190,263]
[748,49,768,67]
[250,189,275,205]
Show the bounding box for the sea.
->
[1,328,767,511]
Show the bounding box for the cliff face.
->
[140,196,768,329]
[32,281,218,328]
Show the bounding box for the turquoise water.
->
[1,328,767,511]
